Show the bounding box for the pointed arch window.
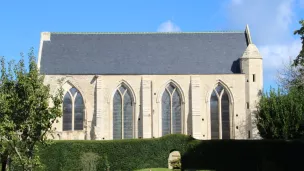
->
[113,84,134,139]
[210,84,231,139]
[63,87,84,131]
[162,83,182,136]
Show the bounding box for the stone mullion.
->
[170,91,173,134]
[71,91,75,131]
[218,90,224,139]
[132,101,135,139]
[218,98,222,139]
[121,95,124,139]
[120,90,125,139]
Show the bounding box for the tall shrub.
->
[0,48,63,171]
[256,87,304,139]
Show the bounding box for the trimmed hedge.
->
[183,139,304,171]
[38,134,191,171]
[37,135,304,171]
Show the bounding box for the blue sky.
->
[0,0,303,91]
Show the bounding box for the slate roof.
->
[39,32,249,75]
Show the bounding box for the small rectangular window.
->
[248,130,251,139]
[253,74,256,82]
[246,102,249,109]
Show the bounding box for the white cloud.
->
[226,0,301,83]
[227,0,295,45]
[157,20,181,32]
[261,40,301,72]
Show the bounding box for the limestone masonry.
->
[38,25,263,140]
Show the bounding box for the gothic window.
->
[63,87,84,131]
[162,83,182,136]
[113,84,134,139]
[210,85,230,139]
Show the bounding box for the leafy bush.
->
[37,134,304,171]
[80,152,100,171]
[256,87,304,139]
[38,134,191,171]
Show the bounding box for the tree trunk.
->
[1,153,8,171]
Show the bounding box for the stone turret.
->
[240,25,263,139]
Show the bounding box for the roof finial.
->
[245,24,252,44]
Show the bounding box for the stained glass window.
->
[162,90,171,136]
[210,84,231,139]
[221,91,230,139]
[63,93,72,131]
[210,91,219,139]
[62,87,84,131]
[74,93,84,130]
[113,84,134,139]
[172,91,181,134]
[162,83,182,136]
[113,91,122,139]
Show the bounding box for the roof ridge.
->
[50,31,244,34]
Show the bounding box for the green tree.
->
[293,20,304,67]
[256,87,304,139]
[256,19,304,140]
[288,19,304,91]
[0,48,63,171]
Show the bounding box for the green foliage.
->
[256,87,304,139]
[291,20,304,90]
[80,152,100,171]
[102,155,110,171]
[38,134,191,171]
[0,48,63,170]
[135,169,177,171]
[37,134,304,171]
[293,20,304,67]
[268,19,304,141]
[182,139,304,171]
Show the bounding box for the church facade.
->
[38,25,263,140]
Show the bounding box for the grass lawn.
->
[135,169,213,171]
[135,169,171,171]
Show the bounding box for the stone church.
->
[38,25,263,140]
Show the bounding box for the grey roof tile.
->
[40,32,248,75]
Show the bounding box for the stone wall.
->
[45,74,249,140]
